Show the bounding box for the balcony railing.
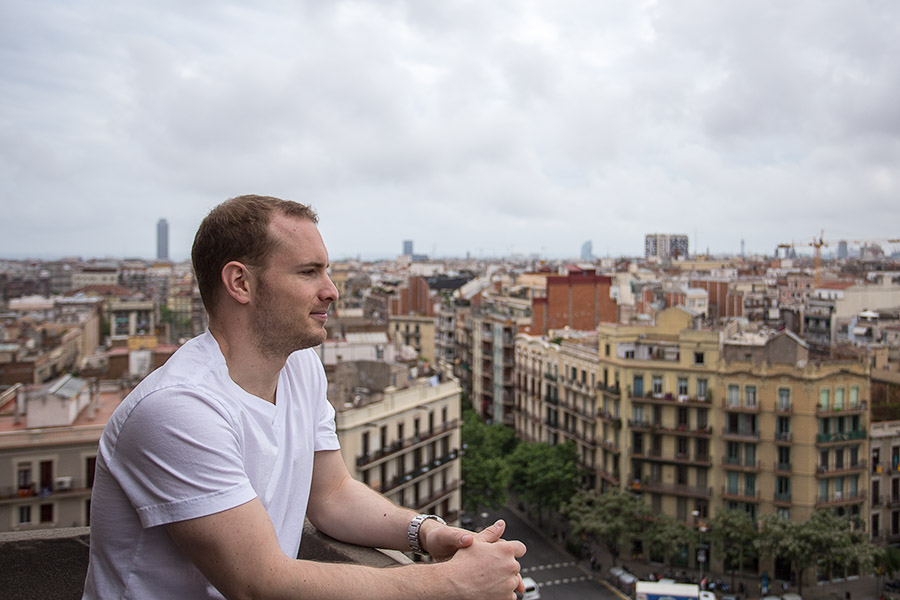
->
[356,420,460,468]
[815,401,867,416]
[816,490,866,507]
[816,430,866,444]
[816,460,867,476]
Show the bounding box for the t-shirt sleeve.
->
[107,389,257,529]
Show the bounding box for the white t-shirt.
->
[83,331,340,599]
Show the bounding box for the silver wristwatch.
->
[407,513,446,555]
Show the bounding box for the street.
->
[480,507,620,600]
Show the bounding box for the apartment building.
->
[804,279,900,356]
[331,361,462,527]
[513,306,871,581]
[867,421,900,546]
[0,377,126,533]
[389,314,436,365]
[459,294,531,425]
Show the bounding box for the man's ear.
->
[221,261,253,306]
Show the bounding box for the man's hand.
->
[438,520,527,600]
[422,518,507,562]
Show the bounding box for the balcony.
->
[0,522,411,600]
[816,490,866,508]
[815,401,867,416]
[773,491,792,505]
[816,430,866,444]
[774,431,792,444]
[631,392,711,407]
[721,399,760,414]
[0,478,93,504]
[356,419,460,468]
[816,460,867,477]
[722,457,761,472]
[379,449,459,494]
[632,479,712,499]
[774,461,792,473]
[721,486,760,503]
[722,428,760,441]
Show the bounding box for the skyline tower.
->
[157,218,169,261]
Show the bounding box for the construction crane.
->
[776,232,900,288]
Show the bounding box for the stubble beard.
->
[252,283,325,360]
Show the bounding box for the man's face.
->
[250,213,339,357]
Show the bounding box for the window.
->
[819,388,830,411]
[776,476,790,497]
[697,379,708,399]
[727,472,739,494]
[778,388,791,411]
[835,387,845,410]
[873,514,880,539]
[727,385,740,407]
[633,375,644,397]
[677,406,688,427]
[745,444,756,467]
[874,480,881,506]
[778,446,791,470]
[745,386,757,408]
[605,344,610,357]
[835,448,845,469]
[677,437,688,457]
[850,386,859,407]
[777,507,790,520]
[633,405,644,422]
[17,463,32,492]
[652,376,663,396]
[678,378,689,397]
[777,416,791,439]
[18,505,32,524]
[697,408,708,429]
[361,431,370,454]
[821,449,829,471]
[727,441,740,463]
[625,350,635,359]
[694,351,705,365]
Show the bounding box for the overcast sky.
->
[2,1,899,262]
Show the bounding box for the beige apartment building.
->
[0,377,126,533]
[331,362,462,527]
[389,314,436,365]
[514,306,871,581]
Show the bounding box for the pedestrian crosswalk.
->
[521,562,577,573]
[521,562,589,588]
[532,576,589,588]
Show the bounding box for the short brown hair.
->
[191,194,318,317]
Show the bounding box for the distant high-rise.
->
[402,240,413,256]
[645,233,689,260]
[157,219,169,261]
[580,240,593,261]
[837,240,849,259]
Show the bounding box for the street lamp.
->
[692,510,708,581]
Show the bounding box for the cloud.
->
[2,0,899,261]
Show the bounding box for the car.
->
[522,576,541,600]
[701,591,716,600]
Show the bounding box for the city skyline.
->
[2,2,900,261]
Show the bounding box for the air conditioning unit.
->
[54,476,72,491]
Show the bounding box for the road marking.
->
[534,576,589,588]
[521,561,576,573]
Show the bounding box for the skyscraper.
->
[157,219,169,261]
[402,240,413,256]
[580,240,593,261]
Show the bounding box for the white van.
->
[522,576,541,600]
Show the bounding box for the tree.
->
[707,508,757,589]
[508,441,579,525]
[874,546,900,597]
[757,511,871,594]
[563,488,650,566]
[644,513,698,569]
[460,410,517,515]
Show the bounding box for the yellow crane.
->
[777,232,900,288]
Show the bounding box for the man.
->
[83,195,526,599]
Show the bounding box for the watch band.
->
[407,513,446,555]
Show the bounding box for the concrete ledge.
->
[0,522,409,599]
